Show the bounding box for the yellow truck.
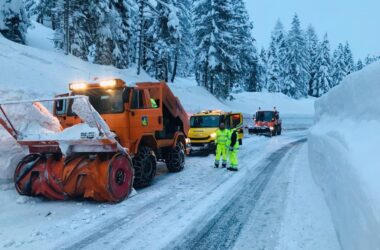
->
[188,110,244,155]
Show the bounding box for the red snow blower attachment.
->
[0,96,134,202]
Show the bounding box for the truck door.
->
[230,113,244,144]
[128,87,163,139]
[230,113,243,129]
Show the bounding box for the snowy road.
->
[0,131,339,250]
[172,139,306,250]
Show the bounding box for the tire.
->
[239,138,243,145]
[133,146,157,188]
[166,142,185,173]
[278,126,282,135]
[108,154,134,202]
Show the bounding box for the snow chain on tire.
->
[133,146,157,188]
[166,142,185,173]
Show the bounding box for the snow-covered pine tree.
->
[194,0,240,98]
[258,48,268,90]
[193,0,212,88]
[136,0,155,75]
[266,20,287,93]
[310,34,332,97]
[54,0,133,68]
[330,43,346,87]
[24,0,39,18]
[24,0,57,29]
[232,0,260,92]
[356,59,364,71]
[0,0,29,44]
[306,25,319,96]
[173,0,194,79]
[108,0,135,69]
[282,14,310,99]
[364,54,380,65]
[343,41,355,75]
[54,0,83,57]
[145,0,180,81]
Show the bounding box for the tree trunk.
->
[137,0,145,75]
[204,61,209,89]
[171,50,178,83]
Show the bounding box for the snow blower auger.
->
[0,95,134,202]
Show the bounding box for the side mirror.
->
[54,99,67,116]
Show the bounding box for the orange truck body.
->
[56,80,189,156]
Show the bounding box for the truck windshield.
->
[190,115,220,128]
[69,89,124,115]
[256,111,274,122]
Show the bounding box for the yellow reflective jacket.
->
[215,129,229,145]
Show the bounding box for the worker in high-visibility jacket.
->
[214,122,229,168]
[150,98,158,108]
[227,127,240,171]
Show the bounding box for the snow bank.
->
[308,61,380,249]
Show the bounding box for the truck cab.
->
[249,110,282,136]
[188,110,243,154]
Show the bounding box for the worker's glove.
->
[229,147,234,152]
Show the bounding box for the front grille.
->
[189,136,210,141]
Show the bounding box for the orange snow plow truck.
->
[0,79,189,202]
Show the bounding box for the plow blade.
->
[14,153,134,202]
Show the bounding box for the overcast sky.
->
[244,0,380,60]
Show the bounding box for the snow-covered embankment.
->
[308,62,380,249]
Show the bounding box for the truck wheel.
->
[166,142,185,173]
[278,126,282,135]
[239,138,243,145]
[270,129,276,137]
[133,146,157,188]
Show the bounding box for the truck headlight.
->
[269,127,274,131]
[100,79,117,88]
[69,82,87,91]
[185,138,191,144]
[210,132,216,139]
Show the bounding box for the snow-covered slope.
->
[0,35,152,97]
[308,61,380,250]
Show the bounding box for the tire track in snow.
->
[172,138,307,250]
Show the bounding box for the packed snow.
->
[276,144,339,250]
[309,61,380,249]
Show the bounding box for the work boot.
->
[222,162,227,168]
[214,163,219,168]
[227,167,238,172]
